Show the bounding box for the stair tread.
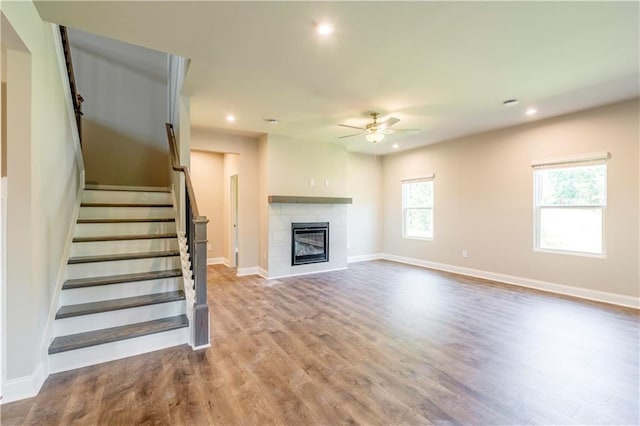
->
[77,218,175,224]
[68,250,180,264]
[56,290,185,319]
[48,315,188,354]
[81,202,173,207]
[73,233,177,243]
[63,269,183,290]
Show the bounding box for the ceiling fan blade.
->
[338,133,364,139]
[384,128,420,134]
[377,116,400,131]
[337,124,365,130]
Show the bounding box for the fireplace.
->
[291,222,329,266]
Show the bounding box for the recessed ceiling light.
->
[503,99,518,106]
[525,108,537,116]
[317,23,334,35]
[392,143,399,149]
[225,114,236,123]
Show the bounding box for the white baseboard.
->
[1,362,46,404]
[381,253,640,309]
[258,267,269,279]
[191,343,211,351]
[265,266,348,280]
[348,253,383,263]
[207,257,228,266]
[236,266,261,277]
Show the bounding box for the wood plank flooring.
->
[2,260,638,425]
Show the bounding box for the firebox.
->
[291,222,329,266]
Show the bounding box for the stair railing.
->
[59,26,84,144]
[165,123,210,348]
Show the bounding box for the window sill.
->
[402,235,433,241]
[534,247,606,259]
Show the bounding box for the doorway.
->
[230,174,238,268]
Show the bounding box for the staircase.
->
[48,185,190,373]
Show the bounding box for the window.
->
[402,177,434,239]
[533,156,607,256]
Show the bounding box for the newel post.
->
[193,216,210,347]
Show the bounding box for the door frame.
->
[229,174,238,268]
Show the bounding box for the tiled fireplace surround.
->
[267,202,348,278]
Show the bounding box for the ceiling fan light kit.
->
[365,132,385,143]
[338,112,419,144]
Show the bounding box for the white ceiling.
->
[35,1,639,155]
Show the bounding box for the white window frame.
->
[402,176,434,241]
[532,152,609,258]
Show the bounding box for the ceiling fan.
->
[338,112,419,143]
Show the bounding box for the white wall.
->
[190,128,260,271]
[2,1,84,399]
[68,28,170,187]
[347,153,382,259]
[382,99,639,300]
[189,150,224,261]
[265,134,347,196]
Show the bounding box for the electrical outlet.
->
[462,249,468,258]
[309,178,315,186]
[325,179,330,186]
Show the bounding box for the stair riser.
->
[54,301,186,336]
[70,239,178,257]
[67,256,181,279]
[83,190,172,204]
[49,327,189,374]
[74,221,176,238]
[78,206,175,220]
[61,277,183,305]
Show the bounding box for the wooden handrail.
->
[59,26,84,143]
[165,123,202,218]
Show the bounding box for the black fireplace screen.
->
[291,222,329,265]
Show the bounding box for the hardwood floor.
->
[2,260,638,425]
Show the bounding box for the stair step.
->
[82,189,173,205]
[68,250,179,264]
[56,291,185,319]
[67,256,180,280]
[70,238,178,258]
[74,222,176,239]
[77,218,175,224]
[81,202,173,208]
[84,185,170,193]
[48,315,188,354]
[73,233,177,243]
[63,269,183,290]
